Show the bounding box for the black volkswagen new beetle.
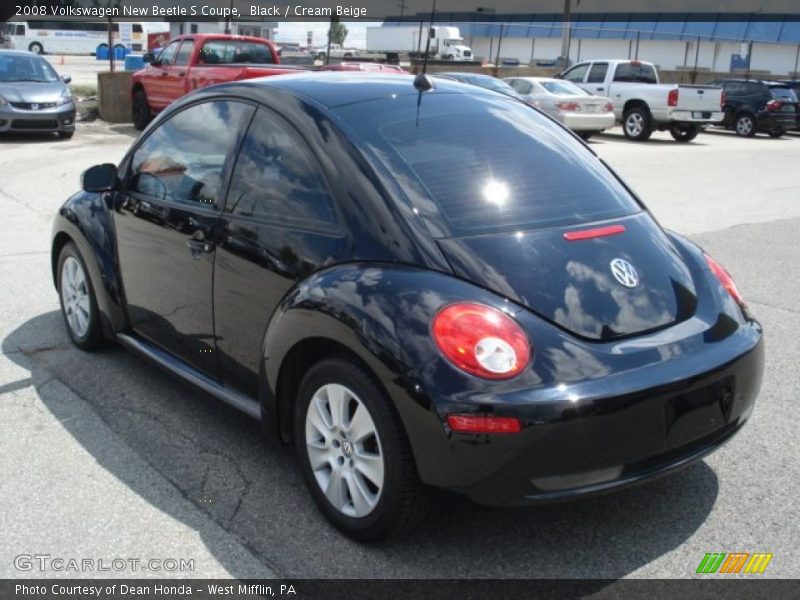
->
[52,73,763,541]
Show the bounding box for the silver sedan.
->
[504,76,614,140]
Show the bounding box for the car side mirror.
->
[82,164,118,193]
[61,74,72,84]
[143,53,155,64]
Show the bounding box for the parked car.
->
[131,34,304,131]
[778,79,800,130]
[53,73,763,541]
[0,49,75,138]
[504,76,615,139]
[710,79,799,137]
[434,72,522,99]
[312,43,359,61]
[559,59,724,142]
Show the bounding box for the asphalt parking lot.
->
[1,123,798,579]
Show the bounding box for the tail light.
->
[432,303,531,379]
[765,99,783,111]
[667,88,679,107]
[603,101,614,112]
[705,253,746,308]
[446,414,521,434]
[556,101,580,111]
[720,89,726,109]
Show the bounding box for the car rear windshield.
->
[199,40,274,64]
[768,85,798,101]
[336,91,641,237]
[613,62,657,84]
[540,80,587,95]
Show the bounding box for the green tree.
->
[329,22,348,46]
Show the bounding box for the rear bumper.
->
[666,109,725,124]
[561,111,616,132]
[0,103,76,133]
[755,111,797,131]
[425,325,763,506]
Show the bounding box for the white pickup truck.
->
[558,59,725,142]
[312,43,359,61]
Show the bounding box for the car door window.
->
[225,109,337,230]
[174,40,194,66]
[563,63,589,83]
[128,101,252,209]
[157,41,180,65]
[587,62,608,83]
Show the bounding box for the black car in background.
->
[778,80,800,130]
[52,74,764,541]
[711,78,798,137]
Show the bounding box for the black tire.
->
[734,113,757,137]
[294,358,430,542]
[577,131,593,141]
[56,242,107,351]
[669,123,700,142]
[58,131,74,140]
[132,88,152,131]
[768,127,784,138]
[622,105,653,141]
[29,42,43,54]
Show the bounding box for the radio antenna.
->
[413,0,437,92]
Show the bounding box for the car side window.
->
[744,82,764,96]
[174,40,194,66]
[225,109,337,229]
[563,64,589,83]
[128,101,252,210]
[157,41,180,65]
[587,63,608,83]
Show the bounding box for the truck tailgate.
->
[677,85,722,112]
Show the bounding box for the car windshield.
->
[540,80,588,95]
[768,85,798,101]
[338,92,640,237]
[0,54,60,83]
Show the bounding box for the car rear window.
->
[613,62,657,84]
[199,40,274,64]
[768,85,798,101]
[337,92,641,237]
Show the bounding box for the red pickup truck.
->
[131,34,303,130]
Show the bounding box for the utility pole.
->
[559,0,571,68]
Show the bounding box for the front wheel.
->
[669,123,700,142]
[132,89,152,131]
[57,242,106,350]
[294,358,429,542]
[577,131,593,141]
[29,42,43,54]
[622,106,653,141]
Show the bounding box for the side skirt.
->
[116,333,261,421]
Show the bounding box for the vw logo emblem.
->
[341,440,353,458]
[610,258,639,288]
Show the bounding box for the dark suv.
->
[778,80,800,130]
[711,78,798,137]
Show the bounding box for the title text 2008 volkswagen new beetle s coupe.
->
[52,73,763,541]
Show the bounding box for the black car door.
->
[213,107,346,397]
[113,99,255,376]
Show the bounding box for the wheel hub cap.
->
[60,256,90,338]
[305,383,384,518]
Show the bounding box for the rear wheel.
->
[622,106,652,141]
[57,242,106,350]
[734,113,756,137]
[669,123,700,142]
[132,89,152,131]
[29,42,43,54]
[768,127,784,138]
[577,131,593,141]
[294,358,429,542]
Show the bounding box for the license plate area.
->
[692,111,711,119]
[664,376,735,450]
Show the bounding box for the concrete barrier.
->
[97,71,132,124]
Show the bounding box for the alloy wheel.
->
[305,383,385,518]
[736,116,754,136]
[626,113,644,137]
[60,256,91,338]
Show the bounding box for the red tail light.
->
[765,99,783,111]
[705,253,746,308]
[447,414,521,434]
[603,101,614,112]
[432,303,531,379]
[720,89,726,109]
[668,88,679,107]
[556,101,580,111]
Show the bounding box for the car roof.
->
[168,33,274,45]
[204,72,500,108]
[0,49,44,58]
[507,77,561,83]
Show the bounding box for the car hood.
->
[0,80,66,103]
[436,213,698,340]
